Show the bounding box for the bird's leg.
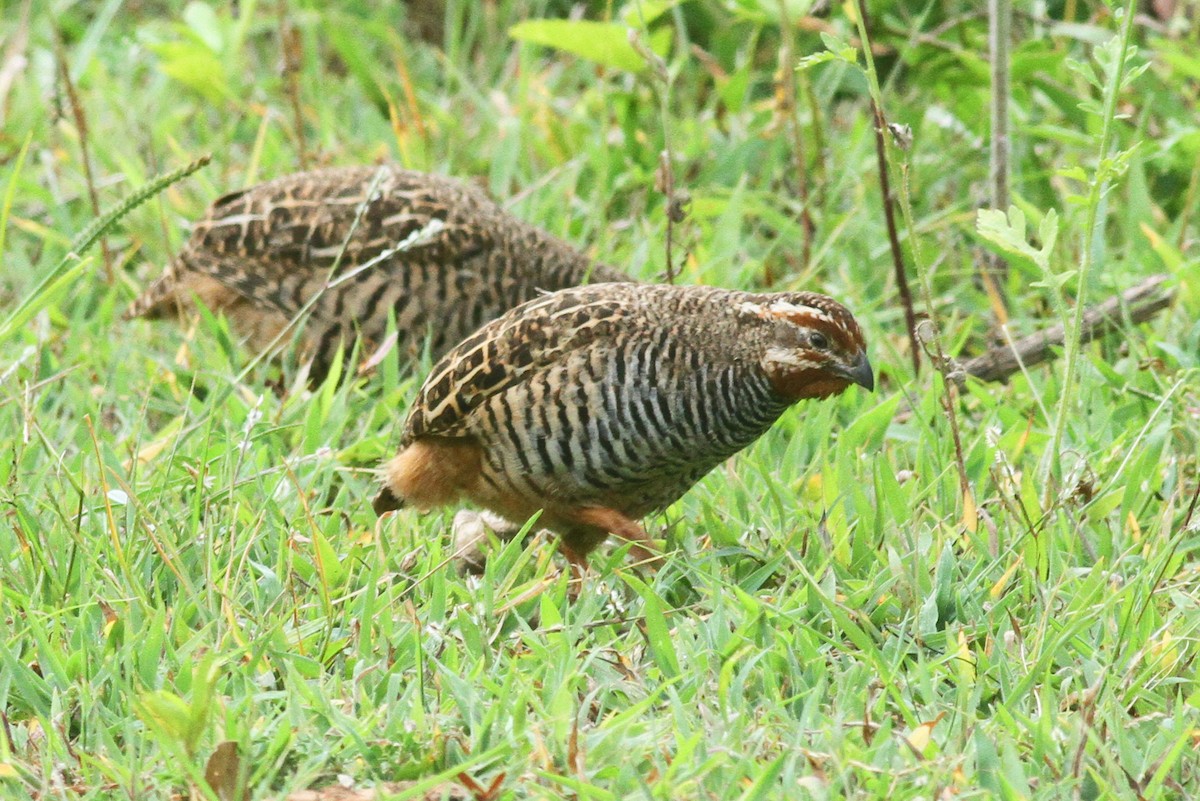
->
[558,543,589,601]
[570,506,663,569]
[450,509,523,575]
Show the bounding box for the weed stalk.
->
[852,0,920,376]
[1047,0,1138,492]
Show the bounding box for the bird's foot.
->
[451,509,522,575]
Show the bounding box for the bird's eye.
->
[810,332,829,350]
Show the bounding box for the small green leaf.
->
[797,31,857,71]
[918,590,940,636]
[818,31,850,55]
[1037,210,1060,257]
[1055,166,1089,183]
[1064,56,1102,91]
[976,206,1059,272]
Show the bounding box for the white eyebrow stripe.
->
[738,301,759,316]
[738,299,833,325]
[766,300,832,322]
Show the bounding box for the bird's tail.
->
[372,485,406,516]
[123,258,185,321]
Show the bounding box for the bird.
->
[126,166,632,381]
[372,282,873,572]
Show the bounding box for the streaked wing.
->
[402,284,639,444]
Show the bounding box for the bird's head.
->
[740,293,873,400]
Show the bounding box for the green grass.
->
[2,1,1199,799]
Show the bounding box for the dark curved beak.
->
[843,353,874,392]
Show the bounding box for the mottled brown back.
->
[127,166,631,380]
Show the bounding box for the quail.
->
[126,166,631,380]
[373,282,873,570]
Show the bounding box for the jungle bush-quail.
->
[373,282,873,569]
[126,166,631,380]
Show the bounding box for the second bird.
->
[374,282,873,571]
[127,166,631,381]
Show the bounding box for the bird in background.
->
[125,166,631,381]
[373,282,873,574]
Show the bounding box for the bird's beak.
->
[844,353,874,392]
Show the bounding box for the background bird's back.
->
[127,166,632,381]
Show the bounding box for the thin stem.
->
[1183,477,1200,532]
[1047,0,1138,491]
[854,0,970,515]
[852,0,920,375]
[776,0,814,274]
[898,163,974,523]
[988,0,1011,217]
[985,0,1011,315]
[630,14,684,284]
[55,32,112,283]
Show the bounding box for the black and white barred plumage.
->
[375,282,872,568]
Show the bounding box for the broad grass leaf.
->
[618,0,682,26]
[622,574,680,679]
[840,394,901,453]
[0,256,90,343]
[150,40,232,101]
[736,754,785,801]
[311,528,348,591]
[135,682,215,759]
[325,18,390,111]
[135,690,194,746]
[509,19,665,72]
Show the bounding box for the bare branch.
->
[960,274,1175,383]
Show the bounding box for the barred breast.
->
[465,303,792,518]
[378,282,872,570]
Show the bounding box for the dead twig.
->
[857,0,919,374]
[871,106,920,376]
[655,149,687,285]
[631,27,687,285]
[959,274,1175,383]
[55,32,112,282]
[1182,477,1200,532]
[775,0,814,275]
[985,0,1012,315]
[278,1,309,169]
